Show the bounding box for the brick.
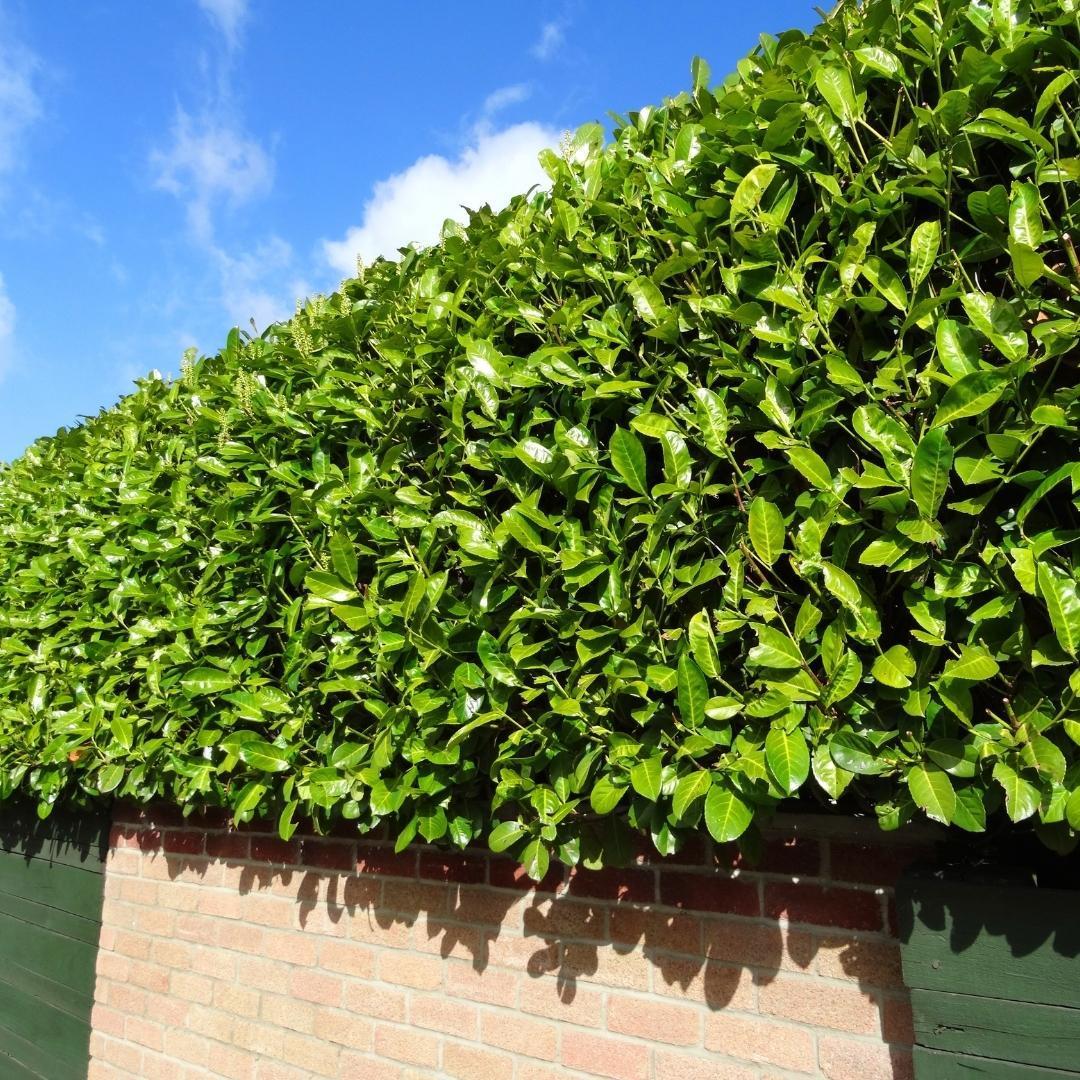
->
[162,1028,209,1067]
[418,850,487,884]
[163,830,205,855]
[380,878,451,915]
[818,1036,914,1080]
[213,982,261,1019]
[187,1003,234,1042]
[356,845,416,877]
[481,1009,558,1058]
[261,993,316,1034]
[313,1009,375,1051]
[703,917,815,972]
[171,971,214,1005]
[91,1004,126,1038]
[449,886,527,929]
[484,933,558,975]
[280,1030,339,1076]
[489,856,563,892]
[882,994,915,1044]
[733,835,822,876]
[523,897,606,941]
[445,959,519,1005]
[443,1041,515,1080]
[562,1030,650,1080]
[263,929,318,966]
[562,865,656,904]
[302,838,355,870]
[519,976,604,1028]
[319,939,376,979]
[758,973,881,1035]
[343,981,407,1022]
[206,832,250,860]
[378,950,443,990]
[373,1022,440,1067]
[609,908,703,955]
[653,1050,759,1080]
[410,994,479,1037]
[659,872,759,916]
[705,1013,816,1072]
[764,882,882,932]
[561,942,650,992]
[653,956,754,1011]
[211,1043,257,1080]
[607,995,701,1046]
[289,967,343,1006]
[251,837,301,864]
[829,842,928,888]
[815,935,904,989]
[126,960,169,994]
[123,1017,164,1053]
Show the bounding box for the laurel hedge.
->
[2,0,1080,871]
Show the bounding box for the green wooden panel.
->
[912,989,1080,1072]
[0,801,108,1080]
[914,1047,1080,1078]
[897,874,1080,1009]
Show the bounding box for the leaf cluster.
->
[3,0,1080,869]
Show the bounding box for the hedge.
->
[2,0,1080,872]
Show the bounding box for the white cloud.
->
[0,28,42,176]
[151,108,273,243]
[482,83,530,117]
[0,272,15,380]
[196,0,248,50]
[323,121,558,273]
[531,20,566,61]
[214,235,296,332]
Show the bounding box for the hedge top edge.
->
[2,0,1080,873]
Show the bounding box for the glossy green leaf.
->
[703,781,753,843]
[908,764,956,824]
[765,727,810,795]
[748,497,784,566]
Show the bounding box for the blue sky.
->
[0,0,817,462]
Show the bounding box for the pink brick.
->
[280,1030,339,1076]
[522,897,606,941]
[356,845,417,878]
[313,1009,375,1051]
[519,976,604,1028]
[703,917,815,972]
[251,836,300,864]
[163,829,204,855]
[488,856,563,893]
[443,1041,515,1080]
[653,956,755,1010]
[445,959,519,1005]
[373,1022,440,1067]
[343,981,408,1022]
[759,974,881,1034]
[206,832,250,860]
[607,995,701,1046]
[818,1036,914,1080]
[705,1013,816,1072]
[481,1009,559,1058]
[289,967,343,1006]
[378,950,443,990]
[302,838,355,870]
[609,908,703,954]
[562,1030,650,1080]
[765,882,882,931]
[562,865,656,903]
[815,935,904,989]
[261,993,316,1035]
[319,939,376,979]
[410,994,479,1037]
[653,1050,759,1080]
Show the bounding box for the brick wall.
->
[89,807,934,1080]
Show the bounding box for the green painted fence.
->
[898,869,1080,1080]
[0,802,109,1080]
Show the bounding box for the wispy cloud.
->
[531,19,567,61]
[482,83,531,117]
[0,271,15,381]
[0,17,43,179]
[150,108,273,243]
[196,0,249,51]
[323,121,558,273]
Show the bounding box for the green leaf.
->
[693,388,728,456]
[911,428,953,519]
[521,838,550,881]
[908,221,940,289]
[628,276,666,324]
[630,755,664,801]
[765,727,810,795]
[703,781,753,843]
[731,164,778,217]
[812,742,853,799]
[935,319,978,378]
[862,256,908,311]
[942,645,999,681]
[677,654,708,728]
[589,776,628,816]
[815,64,858,121]
[908,764,956,824]
[97,764,124,794]
[931,370,1010,428]
[992,760,1040,822]
[748,497,784,566]
[329,532,358,584]
[688,610,720,677]
[180,667,235,696]
[747,624,804,669]
[672,770,712,821]
[1066,788,1080,832]
[488,820,527,853]
[1037,563,1080,657]
[872,645,916,688]
[1008,182,1043,248]
[660,431,692,489]
[477,632,519,686]
[785,447,832,490]
[609,427,649,495]
[305,571,358,604]
[690,55,711,92]
[829,732,881,775]
[238,740,290,772]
